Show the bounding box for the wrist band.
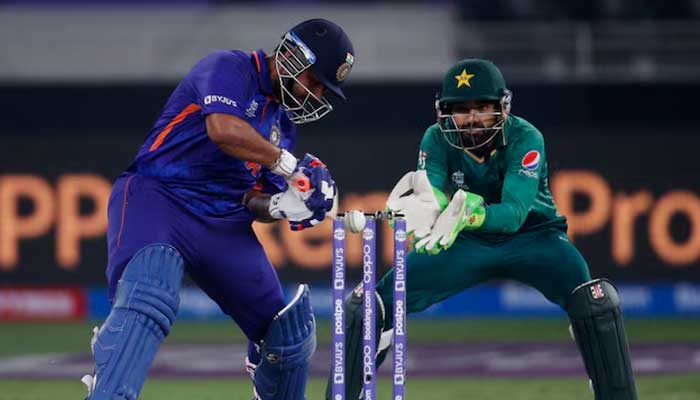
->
[270,149,297,177]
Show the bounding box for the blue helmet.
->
[275,19,355,124]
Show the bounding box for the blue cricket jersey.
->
[125,49,296,216]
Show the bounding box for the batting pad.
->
[254,284,317,400]
[87,244,183,400]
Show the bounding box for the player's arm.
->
[418,126,451,206]
[243,191,277,223]
[206,113,294,176]
[192,52,296,176]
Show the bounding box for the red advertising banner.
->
[0,287,86,321]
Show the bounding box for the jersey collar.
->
[251,49,275,98]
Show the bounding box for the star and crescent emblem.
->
[455,69,475,88]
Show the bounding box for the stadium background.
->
[1,1,699,399]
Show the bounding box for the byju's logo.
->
[204,95,238,108]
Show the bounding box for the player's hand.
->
[414,190,485,254]
[268,186,315,222]
[301,157,337,216]
[271,153,337,230]
[290,154,336,213]
[268,190,327,231]
[287,208,327,231]
[286,181,337,231]
[386,170,443,239]
[287,162,337,231]
[288,153,328,194]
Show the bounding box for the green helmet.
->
[438,59,509,104]
[436,59,512,150]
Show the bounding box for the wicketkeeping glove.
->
[414,189,485,254]
[386,170,447,240]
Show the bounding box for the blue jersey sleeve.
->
[189,51,255,118]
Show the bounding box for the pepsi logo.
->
[521,150,540,171]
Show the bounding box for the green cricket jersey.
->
[417,114,567,238]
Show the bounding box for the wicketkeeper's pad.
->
[567,279,637,400]
[324,284,388,400]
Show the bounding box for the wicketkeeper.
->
[327,59,637,400]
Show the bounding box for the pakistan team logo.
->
[269,125,281,146]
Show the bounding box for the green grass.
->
[2,319,699,399]
[0,375,698,400]
[3,318,700,357]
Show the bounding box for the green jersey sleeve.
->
[417,126,450,208]
[417,125,448,188]
[480,127,545,233]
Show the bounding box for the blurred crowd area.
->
[1,1,698,84]
[3,0,700,20]
[458,0,700,21]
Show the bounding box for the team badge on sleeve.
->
[269,125,281,145]
[521,150,540,171]
[418,150,428,169]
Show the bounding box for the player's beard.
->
[459,123,498,157]
[459,123,491,146]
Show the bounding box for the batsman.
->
[327,59,637,400]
